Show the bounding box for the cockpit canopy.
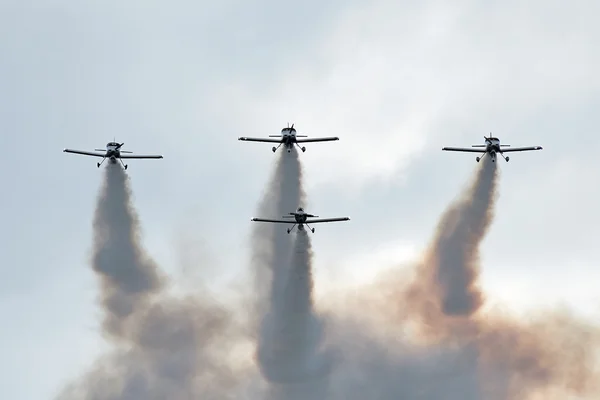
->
[281,127,296,134]
[297,207,304,212]
[107,142,119,147]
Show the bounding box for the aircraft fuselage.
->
[105,142,122,162]
[294,214,308,224]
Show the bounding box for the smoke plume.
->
[58,154,600,400]
[404,153,498,334]
[321,157,600,399]
[251,149,334,399]
[89,162,164,338]
[57,164,247,400]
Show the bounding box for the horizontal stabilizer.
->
[500,144,511,147]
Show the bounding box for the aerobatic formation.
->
[58,126,600,400]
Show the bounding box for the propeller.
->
[115,142,125,149]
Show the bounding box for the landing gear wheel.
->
[97,163,100,167]
[272,147,276,152]
[476,157,480,162]
[505,157,509,162]
[301,147,306,152]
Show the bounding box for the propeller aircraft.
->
[442,134,543,162]
[63,141,163,169]
[238,124,339,153]
[251,207,350,233]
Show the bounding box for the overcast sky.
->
[1,0,599,399]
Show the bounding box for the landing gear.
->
[272,147,277,152]
[118,158,128,170]
[476,157,480,162]
[97,157,107,168]
[505,156,510,162]
[286,223,297,234]
[301,146,306,152]
[287,148,291,153]
[306,223,315,233]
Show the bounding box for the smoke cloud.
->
[59,154,599,400]
[89,162,164,338]
[252,148,334,399]
[321,157,600,399]
[57,164,248,400]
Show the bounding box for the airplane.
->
[251,207,350,233]
[442,134,543,162]
[63,141,163,169]
[238,124,339,153]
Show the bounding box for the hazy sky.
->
[1,0,599,399]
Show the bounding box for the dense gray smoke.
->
[405,153,498,328]
[322,157,600,399]
[58,155,600,400]
[89,162,164,338]
[252,149,334,399]
[250,149,302,318]
[57,164,247,400]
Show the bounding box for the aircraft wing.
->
[305,217,350,224]
[442,147,484,153]
[119,154,163,159]
[63,149,105,158]
[500,146,543,153]
[295,137,339,143]
[239,137,282,143]
[251,218,296,224]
